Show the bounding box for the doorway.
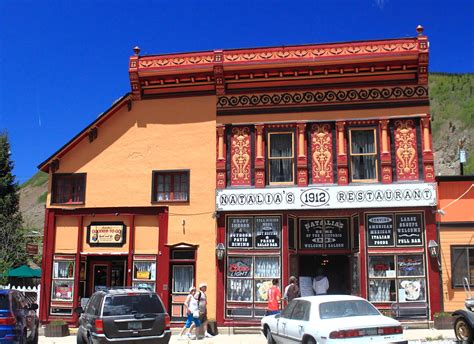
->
[298,255,350,294]
[87,257,127,295]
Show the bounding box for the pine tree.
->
[0,132,27,284]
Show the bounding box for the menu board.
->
[366,214,395,247]
[395,213,424,246]
[324,218,349,249]
[300,219,324,249]
[228,217,253,248]
[255,216,280,248]
[299,218,349,249]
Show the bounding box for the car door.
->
[276,300,298,341]
[285,300,311,342]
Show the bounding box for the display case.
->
[132,255,156,291]
[51,256,75,301]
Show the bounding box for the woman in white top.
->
[179,286,201,338]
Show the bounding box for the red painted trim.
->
[424,210,442,317]
[157,211,170,310]
[358,210,368,300]
[39,208,50,322]
[126,215,135,286]
[72,216,83,323]
[40,209,56,323]
[215,216,226,325]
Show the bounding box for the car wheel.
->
[266,328,275,344]
[454,317,474,342]
[304,336,316,344]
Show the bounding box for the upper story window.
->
[452,246,474,288]
[51,173,86,204]
[349,128,379,182]
[268,132,294,185]
[152,170,189,202]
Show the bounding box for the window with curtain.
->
[51,173,86,204]
[452,247,474,287]
[172,265,194,293]
[349,129,378,182]
[152,170,189,202]
[268,132,294,184]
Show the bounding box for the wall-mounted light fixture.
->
[216,243,226,260]
[428,240,439,258]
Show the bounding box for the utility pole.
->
[459,138,467,176]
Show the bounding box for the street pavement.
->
[38,328,458,344]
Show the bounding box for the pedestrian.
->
[266,279,281,316]
[283,276,300,302]
[196,282,214,338]
[179,286,200,339]
[313,267,329,295]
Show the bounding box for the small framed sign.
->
[87,222,126,247]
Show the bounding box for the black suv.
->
[76,288,171,344]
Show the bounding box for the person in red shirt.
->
[266,279,281,316]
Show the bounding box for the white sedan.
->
[261,295,407,344]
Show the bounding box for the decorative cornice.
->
[217,85,428,111]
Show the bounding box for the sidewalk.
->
[38,328,456,344]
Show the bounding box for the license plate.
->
[128,322,142,330]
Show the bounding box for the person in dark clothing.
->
[284,276,301,302]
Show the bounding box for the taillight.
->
[164,314,170,330]
[0,314,16,325]
[378,326,403,335]
[329,329,364,339]
[95,319,104,334]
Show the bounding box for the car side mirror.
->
[29,303,39,311]
[274,314,280,319]
[74,306,84,315]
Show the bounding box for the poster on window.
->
[366,214,395,247]
[299,219,324,249]
[398,279,426,302]
[395,213,424,246]
[52,280,73,301]
[227,258,252,278]
[255,279,274,302]
[324,218,349,249]
[227,279,252,302]
[255,216,280,248]
[227,217,253,248]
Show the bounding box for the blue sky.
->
[0,0,473,183]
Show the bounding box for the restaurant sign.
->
[87,222,126,247]
[216,183,436,211]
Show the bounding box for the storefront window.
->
[368,254,425,303]
[227,216,281,250]
[132,257,156,291]
[51,257,75,302]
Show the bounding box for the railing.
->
[0,284,41,315]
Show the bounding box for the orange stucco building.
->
[437,176,474,311]
[39,26,442,325]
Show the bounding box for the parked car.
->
[76,287,171,344]
[452,277,474,342]
[0,289,39,344]
[261,295,407,344]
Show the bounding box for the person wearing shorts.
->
[179,286,201,338]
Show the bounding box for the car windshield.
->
[102,294,164,316]
[0,294,9,309]
[319,300,380,319]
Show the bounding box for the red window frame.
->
[152,170,189,202]
[51,173,86,204]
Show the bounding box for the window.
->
[152,171,189,202]
[452,247,474,287]
[172,265,194,293]
[268,132,294,184]
[349,128,378,182]
[51,173,86,204]
[291,300,311,321]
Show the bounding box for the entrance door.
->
[91,262,111,293]
[298,255,350,294]
[170,264,194,321]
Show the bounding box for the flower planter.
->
[434,315,454,329]
[45,323,70,337]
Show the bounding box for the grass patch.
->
[36,191,48,205]
[21,171,48,188]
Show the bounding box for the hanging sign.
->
[366,214,395,247]
[216,183,437,211]
[227,217,253,248]
[395,213,424,246]
[87,222,126,247]
[255,216,281,248]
